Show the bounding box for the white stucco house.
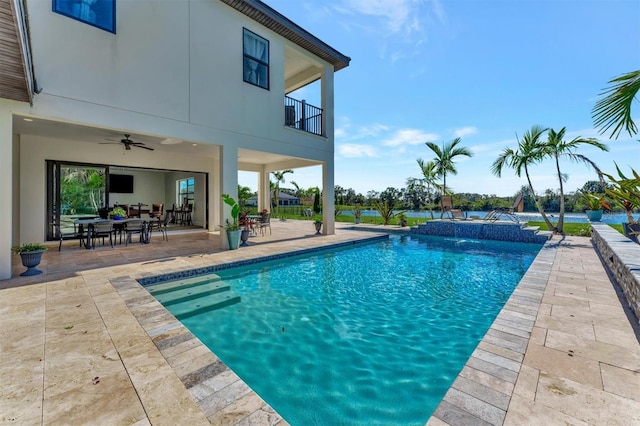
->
[0,0,350,279]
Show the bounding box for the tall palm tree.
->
[543,127,609,233]
[425,137,473,216]
[491,125,556,231]
[271,169,293,215]
[416,158,439,218]
[592,70,640,139]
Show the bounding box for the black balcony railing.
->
[284,96,323,136]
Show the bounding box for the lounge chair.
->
[441,195,453,219]
[485,194,523,222]
[449,209,466,220]
[441,196,466,220]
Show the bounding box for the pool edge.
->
[427,237,558,425]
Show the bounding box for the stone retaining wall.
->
[591,222,640,323]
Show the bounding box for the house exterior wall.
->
[0,0,342,278]
[26,0,333,155]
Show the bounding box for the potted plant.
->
[239,211,252,246]
[603,165,640,242]
[222,194,242,249]
[398,212,408,227]
[580,192,610,222]
[108,206,127,220]
[353,203,362,224]
[12,243,47,276]
[313,217,323,234]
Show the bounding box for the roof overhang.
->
[0,0,35,104]
[220,0,351,72]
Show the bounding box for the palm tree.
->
[271,169,293,216]
[416,158,439,218]
[290,180,307,206]
[491,125,556,231]
[543,127,609,233]
[592,70,640,139]
[237,185,253,208]
[425,137,473,217]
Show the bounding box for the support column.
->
[321,64,334,140]
[208,157,219,234]
[322,161,335,235]
[258,167,270,213]
[321,64,335,235]
[219,145,238,249]
[0,106,13,279]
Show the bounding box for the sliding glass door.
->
[46,161,107,240]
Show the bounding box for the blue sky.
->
[241,0,640,197]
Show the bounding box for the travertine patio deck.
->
[1,221,638,425]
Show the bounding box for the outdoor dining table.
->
[74,218,150,249]
[246,215,262,235]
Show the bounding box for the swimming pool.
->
[146,235,542,425]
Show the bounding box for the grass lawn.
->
[277,210,626,237]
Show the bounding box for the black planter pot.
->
[19,250,45,276]
[314,222,322,235]
[240,229,250,246]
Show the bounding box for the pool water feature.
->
[145,235,542,425]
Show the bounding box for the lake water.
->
[352,210,631,224]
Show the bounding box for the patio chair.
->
[258,212,271,236]
[91,221,115,248]
[149,203,164,220]
[124,219,147,246]
[182,203,193,226]
[148,215,169,241]
[51,221,85,251]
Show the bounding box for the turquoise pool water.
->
[150,235,542,425]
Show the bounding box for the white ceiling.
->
[11,114,306,168]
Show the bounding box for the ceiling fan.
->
[100,134,154,151]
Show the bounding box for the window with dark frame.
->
[243,28,269,90]
[52,0,116,33]
[177,177,195,208]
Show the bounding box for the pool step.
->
[168,290,241,320]
[145,273,222,295]
[154,281,231,306]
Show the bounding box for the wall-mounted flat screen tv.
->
[109,174,134,193]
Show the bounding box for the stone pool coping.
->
[427,235,556,424]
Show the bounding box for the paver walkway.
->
[1,224,639,425]
[430,235,640,425]
[507,236,640,425]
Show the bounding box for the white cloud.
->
[454,126,478,138]
[329,0,444,62]
[335,119,391,142]
[340,0,420,34]
[338,144,379,158]
[383,128,439,147]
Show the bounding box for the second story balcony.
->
[284,96,323,137]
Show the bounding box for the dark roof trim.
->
[219,0,351,71]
